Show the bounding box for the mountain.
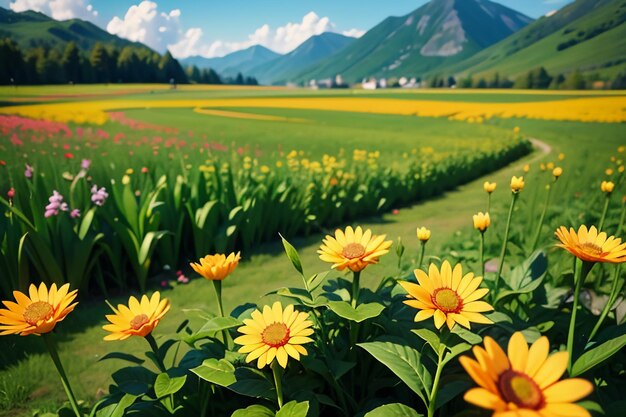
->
[296,0,533,83]
[448,0,626,79]
[0,6,146,51]
[181,45,280,78]
[248,32,355,85]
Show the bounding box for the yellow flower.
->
[417,227,431,242]
[235,301,313,369]
[605,168,614,176]
[399,261,493,330]
[619,166,625,173]
[510,176,525,193]
[125,168,134,175]
[122,175,131,185]
[619,146,626,153]
[601,181,615,194]
[103,292,170,340]
[558,153,565,160]
[318,226,392,272]
[260,165,270,174]
[460,332,593,417]
[539,163,546,171]
[552,167,563,179]
[523,164,530,173]
[473,212,490,232]
[483,182,497,194]
[0,283,77,336]
[513,126,520,133]
[555,225,626,263]
[546,162,554,170]
[190,252,241,281]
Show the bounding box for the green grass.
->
[0,86,624,416]
[0,115,623,416]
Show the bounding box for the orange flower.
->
[190,252,241,281]
[0,283,77,336]
[555,225,626,263]
[103,292,170,340]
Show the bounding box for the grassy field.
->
[0,85,625,416]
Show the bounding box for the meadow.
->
[0,85,625,417]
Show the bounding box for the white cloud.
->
[107,2,182,51]
[342,28,366,38]
[105,4,364,59]
[198,11,365,58]
[9,0,99,22]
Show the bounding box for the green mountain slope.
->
[0,7,145,50]
[448,0,626,78]
[249,32,355,85]
[181,45,280,78]
[296,0,532,83]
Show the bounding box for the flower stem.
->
[271,360,284,410]
[213,280,230,346]
[588,264,623,342]
[598,195,611,231]
[418,242,426,270]
[351,270,361,308]
[487,193,491,213]
[42,333,82,417]
[531,184,553,251]
[495,193,518,298]
[145,333,166,372]
[479,231,485,279]
[567,259,593,373]
[427,347,446,417]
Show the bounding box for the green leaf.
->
[497,250,547,302]
[364,403,423,417]
[327,301,385,323]
[275,401,309,417]
[191,358,236,387]
[571,334,626,376]
[111,366,157,396]
[434,380,472,409]
[186,316,242,343]
[154,372,187,398]
[358,340,430,406]
[231,405,275,417]
[280,234,304,277]
[306,271,329,292]
[412,329,440,352]
[109,394,138,417]
[450,327,482,345]
[98,352,145,365]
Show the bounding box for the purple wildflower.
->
[91,185,109,206]
[70,209,81,218]
[24,164,33,179]
[44,191,68,218]
[81,159,91,171]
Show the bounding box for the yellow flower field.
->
[1,94,624,125]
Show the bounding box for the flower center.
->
[578,242,604,256]
[262,322,290,347]
[130,314,150,330]
[23,301,54,325]
[342,243,365,259]
[498,370,544,410]
[432,288,462,313]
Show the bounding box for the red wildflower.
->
[64,153,74,159]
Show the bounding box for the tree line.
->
[0,38,259,86]
[437,67,626,90]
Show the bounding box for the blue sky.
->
[3,0,573,57]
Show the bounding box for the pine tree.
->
[62,42,81,83]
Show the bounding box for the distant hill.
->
[448,0,626,79]
[181,45,280,78]
[248,32,355,85]
[296,0,533,83]
[0,6,147,51]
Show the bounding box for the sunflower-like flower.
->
[0,283,77,336]
[555,225,626,264]
[483,182,497,194]
[235,301,314,369]
[473,212,490,232]
[601,181,615,194]
[511,176,525,193]
[318,226,392,272]
[103,292,170,341]
[399,261,493,330]
[417,227,431,242]
[190,252,241,281]
[460,332,593,417]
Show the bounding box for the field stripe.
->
[193,107,310,123]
